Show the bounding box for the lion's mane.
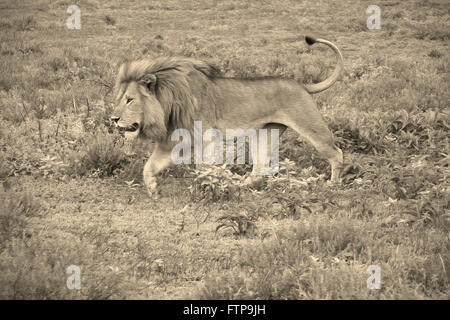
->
[115,57,222,140]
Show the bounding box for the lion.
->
[111,36,344,197]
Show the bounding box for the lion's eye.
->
[126,98,133,104]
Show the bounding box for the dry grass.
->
[0,0,449,299]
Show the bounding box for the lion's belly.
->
[209,78,302,132]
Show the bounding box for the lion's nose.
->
[110,116,120,123]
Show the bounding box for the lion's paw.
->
[144,175,158,198]
[147,189,161,199]
[146,184,162,199]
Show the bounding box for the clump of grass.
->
[195,217,449,299]
[216,210,257,237]
[0,191,40,249]
[428,50,442,58]
[82,133,127,176]
[0,234,129,299]
[197,218,376,299]
[142,39,171,55]
[344,17,368,32]
[67,131,128,177]
[413,26,450,41]
[295,56,330,84]
[0,145,14,179]
[15,15,38,31]
[104,15,116,26]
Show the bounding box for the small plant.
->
[67,131,128,177]
[104,15,116,26]
[0,191,40,249]
[188,165,243,203]
[83,134,126,176]
[216,210,257,237]
[16,15,37,31]
[428,50,441,58]
[0,154,13,180]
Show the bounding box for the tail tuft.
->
[305,36,317,45]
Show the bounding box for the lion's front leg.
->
[143,144,173,197]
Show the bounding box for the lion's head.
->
[111,57,220,141]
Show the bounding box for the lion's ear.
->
[140,74,157,93]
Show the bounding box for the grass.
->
[0,0,449,299]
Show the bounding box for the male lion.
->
[111,36,344,197]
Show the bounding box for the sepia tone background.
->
[0,0,448,299]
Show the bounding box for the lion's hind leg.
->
[283,99,343,182]
[291,124,343,182]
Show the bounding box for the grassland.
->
[0,0,449,299]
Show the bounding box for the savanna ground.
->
[0,0,449,299]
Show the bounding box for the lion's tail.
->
[304,36,344,94]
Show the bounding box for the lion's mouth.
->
[118,123,140,132]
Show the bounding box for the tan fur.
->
[111,37,344,196]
